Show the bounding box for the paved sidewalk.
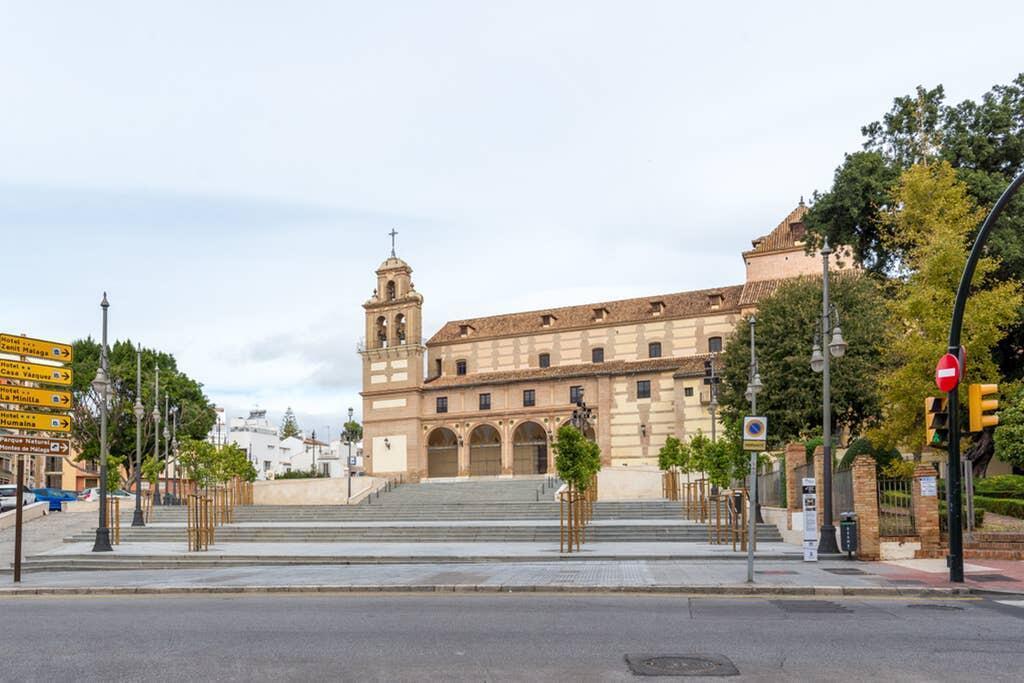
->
[0,559,983,597]
[871,557,1024,595]
[0,511,95,566]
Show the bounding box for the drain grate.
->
[756,570,798,575]
[907,604,964,611]
[771,600,851,614]
[822,567,867,576]
[968,574,1015,582]
[625,654,739,677]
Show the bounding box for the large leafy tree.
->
[718,274,890,449]
[994,383,1024,472]
[804,75,1024,376]
[871,162,1021,471]
[69,339,216,478]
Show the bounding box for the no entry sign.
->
[935,353,961,393]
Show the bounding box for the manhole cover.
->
[822,567,867,575]
[625,654,739,677]
[771,600,851,614]
[907,604,963,611]
[969,574,1015,582]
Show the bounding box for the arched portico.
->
[512,421,548,475]
[426,427,458,478]
[469,424,501,476]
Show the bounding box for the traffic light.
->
[924,396,948,448]
[968,383,1000,432]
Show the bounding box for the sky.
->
[2,1,1022,435]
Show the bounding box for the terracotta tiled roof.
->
[427,285,745,346]
[739,279,786,307]
[746,204,808,255]
[423,355,715,390]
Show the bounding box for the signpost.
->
[742,416,767,582]
[0,334,73,362]
[934,353,961,393]
[0,359,73,386]
[802,478,818,562]
[742,416,767,452]
[0,385,72,408]
[1,331,73,584]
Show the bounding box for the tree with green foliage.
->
[657,435,691,473]
[994,383,1024,472]
[176,438,256,488]
[552,424,601,492]
[280,407,301,439]
[717,274,889,449]
[805,75,1024,378]
[342,418,363,443]
[69,339,216,479]
[837,436,901,471]
[106,454,125,493]
[870,162,1021,471]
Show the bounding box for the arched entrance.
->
[513,422,548,475]
[426,428,458,478]
[469,424,501,476]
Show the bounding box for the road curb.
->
[0,583,975,598]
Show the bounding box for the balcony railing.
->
[357,336,425,353]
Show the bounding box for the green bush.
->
[974,474,1024,500]
[973,495,1024,519]
[837,437,901,470]
[939,503,985,530]
[804,437,823,463]
[276,468,324,480]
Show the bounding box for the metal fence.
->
[793,463,811,485]
[757,469,784,508]
[878,478,915,536]
[832,467,854,520]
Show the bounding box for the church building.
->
[359,203,852,481]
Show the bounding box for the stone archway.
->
[512,421,548,475]
[426,427,458,478]
[469,424,501,476]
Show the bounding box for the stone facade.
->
[360,205,855,481]
[851,455,880,561]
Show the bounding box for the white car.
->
[78,488,134,502]
[0,484,36,512]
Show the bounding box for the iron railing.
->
[757,469,784,508]
[878,478,915,536]
[832,467,854,520]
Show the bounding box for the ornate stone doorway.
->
[513,421,548,475]
[469,424,501,476]
[426,427,458,478]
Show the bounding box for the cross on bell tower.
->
[389,229,398,257]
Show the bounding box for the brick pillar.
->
[784,442,804,530]
[912,464,941,556]
[812,446,825,502]
[851,455,879,561]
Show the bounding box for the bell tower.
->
[359,235,425,479]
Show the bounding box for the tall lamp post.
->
[311,429,318,475]
[810,239,847,555]
[152,366,161,506]
[131,344,145,527]
[91,293,113,552]
[344,407,355,501]
[745,315,763,581]
[162,396,170,504]
[169,406,178,503]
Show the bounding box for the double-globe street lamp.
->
[132,344,146,527]
[91,294,113,552]
[809,239,848,555]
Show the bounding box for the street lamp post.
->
[344,407,355,501]
[91,293,113,552]
[810,239,847,556]
[169,406,178,503]
[131,344,145,527]
[152,366,161,506]
[311,429,318,475]
[745,315,763,582]
[162,396,170,504]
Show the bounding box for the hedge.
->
[974,475,1024,500]
[939,503,985,530]
[973,495,1024,519]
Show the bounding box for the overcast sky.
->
[2,1,1021,435]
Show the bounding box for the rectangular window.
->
[648,342,662,358]
[591,347,604,363]
[523,389,536,407]
[708,336,723,353]
[479,393,491,410]
[684,387,694,397]
[456,359,467,375]
[570,385,584,404]
[539,353,550,368]
[436,397,448,413]
[637,380,651,399]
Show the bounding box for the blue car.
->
[31,488,78,511]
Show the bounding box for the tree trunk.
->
[966,429,995,478]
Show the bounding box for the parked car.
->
[31,487,78,511]
[78,488,133,502]
[0,484,37,512]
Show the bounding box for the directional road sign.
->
[0,409,72,433]
[0,435,71,456]
[0,385,72,409]
[0,359,73,386]
[0,333,73,362]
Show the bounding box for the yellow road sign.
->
[0,359,73,386]
[0,409,72,433]
[0,385,72,409]
[0,334,73,362]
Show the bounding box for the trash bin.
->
[839,512,857,558]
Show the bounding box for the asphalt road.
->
[2,594,1021,681]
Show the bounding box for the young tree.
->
[657,435,690,473]
[552,424,601,492]
[717,274,890,448]
[994,383,1024,472]
[871,162,1022,471]
[280,407,301,439]
[342,418,363,443]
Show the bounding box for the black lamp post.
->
[344,407,355,501]
[91,293,113,552]
[131,344,145,527]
